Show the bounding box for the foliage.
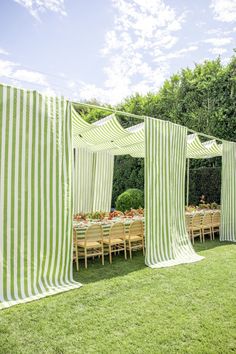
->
[115,188,144,212]
[0,241,236,353]
[73,100,113,124]
[112,156,144,206]
[188,166,221,205]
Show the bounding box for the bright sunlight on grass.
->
[0,240,236,354]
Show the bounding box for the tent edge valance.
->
[72,101,229,145]
[72,104,223,159]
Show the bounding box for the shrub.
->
[115,188,144,212]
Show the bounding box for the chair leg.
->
[142,238,145,255]
[101,246,104,266]
[85,249,88,269]
[109,245,112,264]
[129,241,132,259]
[76,257,79,271]
[75,247,79,271]
[124,241,127,260]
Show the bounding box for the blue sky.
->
[0,0,236,104]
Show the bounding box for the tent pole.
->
[187,128,224,143]
[72,101,226,143]
[72,101,146,121]
[186,158,190,206]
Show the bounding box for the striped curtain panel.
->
[73,147,93,213]
[92,151,114,212]
[0,84,80,310]
[220,141,236,242]
[145,118,203,268]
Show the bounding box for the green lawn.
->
[0,240,236,354]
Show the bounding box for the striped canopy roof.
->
[186,134,222,158]
[72,105,222,159]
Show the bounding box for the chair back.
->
[192,213,202,227]
[212,211,220,224]
[109,222,125,240]
[202,213,212,226]
[117,211,124,216]
[85,224,103,243]
[185,214,192,228]
[129,220,143,237]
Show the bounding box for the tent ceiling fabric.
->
[186,134,222,159]
[72,105,222,159]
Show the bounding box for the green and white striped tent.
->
[71,105,235,254]
[0,83,236,309]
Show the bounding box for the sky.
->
[0,0,236,104]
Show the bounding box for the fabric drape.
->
[144,118,203,268]
[73,149,114,213]
[92,151,114,212]
[73,147,93,213]
[220,141,236,242]
[0,84,80,309]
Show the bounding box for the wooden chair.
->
[201,213,212,241]
[126,220,144,259]
[185,214,192,239]
[190,214,202,244]
[212,211,220,239]
[77,224,104,269]
[73,228,79,271]
[103,222,127,263]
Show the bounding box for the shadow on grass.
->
[73,238,235,285]
[73,251,146,284]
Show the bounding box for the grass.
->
[0,240,236,354]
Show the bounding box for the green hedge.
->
[115,188,144,212]
[112,156,144,206]
[112,161,221,207]
[188,167,221,205]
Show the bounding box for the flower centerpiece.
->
[73,212,87,221]
[108,210,123,220]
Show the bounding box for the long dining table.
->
[73,209,221,240]
[73,216,145,240]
